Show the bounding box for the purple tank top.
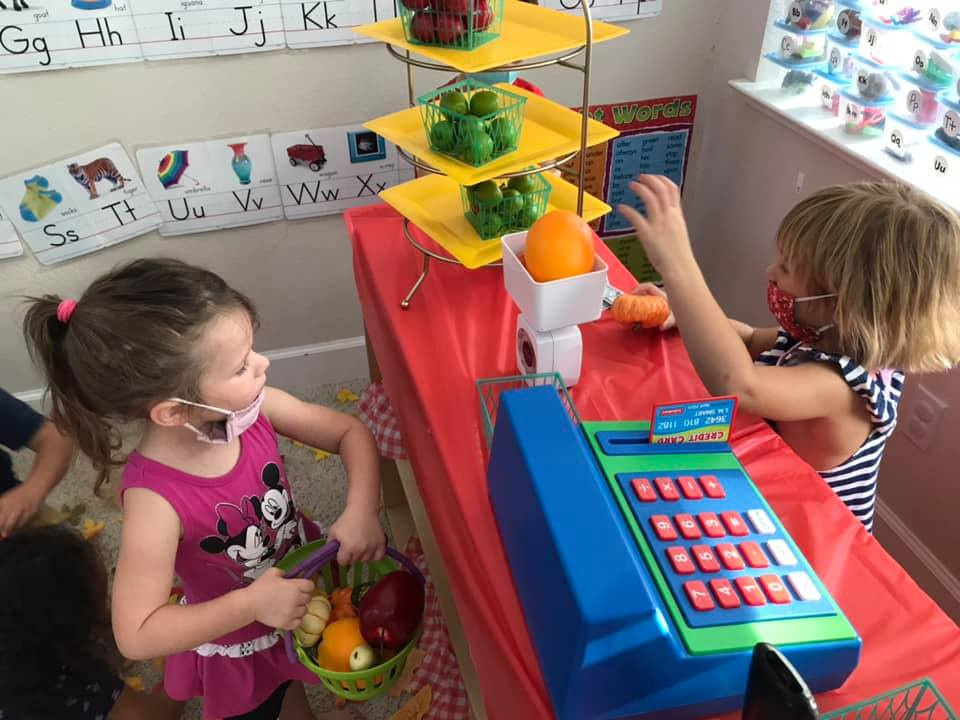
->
[121,413,307,645]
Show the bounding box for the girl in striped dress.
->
[619,177,960,532]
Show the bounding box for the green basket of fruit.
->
[279,539,425,702]
[463,172,552,240]
[399,0,502,51]
[419,78,526,167]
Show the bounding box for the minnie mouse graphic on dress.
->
[199,462,304,583]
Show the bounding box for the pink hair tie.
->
[56,299,78,325]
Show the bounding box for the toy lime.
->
[429,121,457,152]
[440,91,468,116]
[507,175,537,194]
[469,90,500,117]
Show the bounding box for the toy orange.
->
[523,210,595,283]
[318,618,369,673]
[611,294,671,328]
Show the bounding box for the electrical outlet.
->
[795,171,805,193]
[902,384,947,451]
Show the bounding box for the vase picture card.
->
[271,125,403,220]
[137,134,282,236]
[0,143,160,265]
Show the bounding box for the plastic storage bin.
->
[776,21,829,62]
[867,2,924,27]
[814,68,850,113]
[827,31,860,78]
[937,94,960,147]
[853,52,903,99]
[785,0,836,30]
[860,16,916,66]
[835,5,863,38]
[766,53,821,95]
[918,5,960,46]
[885,112,932,159]
[840,88,892,134]
[908,36,960,90]
[900,77,945,123]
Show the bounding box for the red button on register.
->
[739,541,770,568]
[655,477,680,501]
[677,476,703,499]
[666,546,695,575]
[675,514,702,540]
[698,512,726,538]
[631,477,657,502]
[684,581,715,611]
[735,576,767,606]
[721,511,749,536]
[759,575,792,604]
[710,578,742,609]
[699,475,726,499]
[650,515,678,541]
[716,543,745,570]
[692,544,720,573]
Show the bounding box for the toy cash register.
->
[486,383,860,720]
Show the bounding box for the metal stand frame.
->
[387,0,595,308]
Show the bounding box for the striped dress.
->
[756,330,904,533]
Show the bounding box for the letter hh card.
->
[137,134,282,236]
[131,0,285,60]
[271,125,402,220]
[0,1,142,74]
[0,142,159,265]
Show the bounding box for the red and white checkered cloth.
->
[404,537,471,720]
[356,381,407,460]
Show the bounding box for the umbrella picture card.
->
[0,209,23,260]
[0,0,143,74]
[281,0,391,48]
[271,125,402,220]
[131,0,284,60]
[0,143,160,265]
[136,133,282,236]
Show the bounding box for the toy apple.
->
[358,571,425,649]
[410,11,436,42]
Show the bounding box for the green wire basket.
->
[822,679,956,720]
[419,78,527,167]
[397,0,503,51]
[462,171,552,240]
[278,539,424,702]
[476,372,581,448]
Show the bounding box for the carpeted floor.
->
[11,379,406,720]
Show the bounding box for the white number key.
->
[747,509,777,535]
[767,539,798,566]
[787,572,822,601]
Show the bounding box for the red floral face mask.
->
[767,281,836,344]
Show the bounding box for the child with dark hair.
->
[0,387,74,537]
[0,524,182,720]
[22,257,385,720]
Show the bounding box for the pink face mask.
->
[767,281,836,344]
[171,390,265,444]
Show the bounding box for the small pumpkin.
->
[317,618,368,673]
[611,293,670,328]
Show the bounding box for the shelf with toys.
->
[354,0,628,308]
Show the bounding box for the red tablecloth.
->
[346,204,960,719]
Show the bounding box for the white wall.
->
[0,0,722,395]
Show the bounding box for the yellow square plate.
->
[379,172,611,269]
[365,84,619,187]
[354,0,629,73]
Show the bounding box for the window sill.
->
[729,79,960,213]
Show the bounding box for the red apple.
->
[470,1,494,30]
[401,0,431,9]
[435,13,465,44]
[410,11,436,42]
[358,571,425,650]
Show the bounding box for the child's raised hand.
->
[629,283,676,331]
[329,505,387,566]
[243,567,313,630]
[617,175,696,280]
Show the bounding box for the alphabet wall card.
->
[271,126,402,219]
[0,143,160,265]
[281,0,393,48]
[0,210,23,260]
[540,0,661,22]
[136,134,283,235]
[130,0,285,60]
[0,0,143,74]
